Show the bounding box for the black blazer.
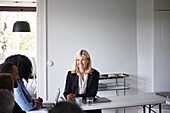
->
[63,69,99,99]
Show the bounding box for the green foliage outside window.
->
[0,12,36,54]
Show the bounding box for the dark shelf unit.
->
[98,73,130,96]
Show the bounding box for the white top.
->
[78,73,88,94]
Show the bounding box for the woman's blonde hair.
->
[71,50,93,74]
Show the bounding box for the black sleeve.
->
[63,71,72,99]
[86,70,99,97]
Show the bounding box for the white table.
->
[27,108,48,113]
[80,93,166,113]
[27,93,166,113]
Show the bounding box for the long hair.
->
[71,50,93,74]
[4,54,32,81]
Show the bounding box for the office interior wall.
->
[37,0,47,99]
[47,0,137,100]
[154,11,170,92]
[153,0,170,93]
[137,0,154,93]
[38,0,170,100]
[154,0,170,10]
[136,0,170,94]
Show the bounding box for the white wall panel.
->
[47,0,137,100]
[154,11,170,92]
[137,0,154,93]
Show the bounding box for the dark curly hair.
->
[4,54,32,81]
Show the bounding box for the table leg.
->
[143,105,146,113]
[115,109,118,113]
[124,77,126,95]
[159,104,162,113]
[116,78,118,96]
[149,105,151,113]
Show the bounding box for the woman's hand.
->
[33,99,41,108]
[67,93,76,101]
[37,97,43,104]
[33,97,43,108]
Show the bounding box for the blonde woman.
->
[63,49,100,101]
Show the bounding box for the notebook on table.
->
[156,92,170,97]
[155,92,170,105]
[82,97,111,104]
[94,97,111,103]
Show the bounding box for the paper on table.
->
[165,97,170,105]
[166,100,170,105]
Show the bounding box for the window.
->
[0,11,36,57]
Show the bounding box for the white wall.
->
[37,0,170,101]
[154,0,170,10]
[154,12,170,92]
[136,0,170,94]
[46,0,137,100]
[153,0,170,92]
[37,0,47,99]
[136,0,154,93]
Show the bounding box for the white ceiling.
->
[0,0,36,7]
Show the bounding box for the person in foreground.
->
[4,54,43,112]
[50,101,84,113]
[0,73,15,113]
[0,73,14,94]
[63,49,101,113]
[0,89,15,113]
[0,62,26,113]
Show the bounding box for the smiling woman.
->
[64,49,99,100]
[63,49,101,113]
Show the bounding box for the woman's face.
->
[12,65,19,80]
[76,55,89,71]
